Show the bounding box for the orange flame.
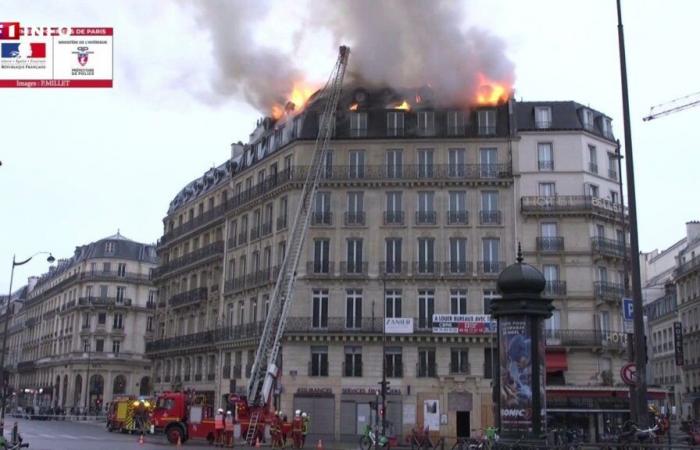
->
[475,73,511,106]
[349,103,359,111]
[394,100,410,111]
[271,81,318,120]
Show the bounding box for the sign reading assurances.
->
[385,317,413,334]
[432,314,496,334]
[620,362,637,386]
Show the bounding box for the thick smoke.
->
[190,0,514,113]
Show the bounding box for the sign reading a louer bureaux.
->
[385,318,414,334]
[432,314,496,334]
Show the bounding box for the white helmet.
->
[302,412,307,418]
[218,408,224,413]
[295,409,301,416]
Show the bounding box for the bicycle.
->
[359,424,389,450]
[409,426,433,450]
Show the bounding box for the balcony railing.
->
[146,321,265,353]
[449,362,471,375]
[447,211,468,225]
[77,296,133,307]
[479,210,502,225]
[344,212,366,226]
[416,363,438,378]
[158,202,227,247]
[342,361,363,377]
[306,261,334,276]
[79,271,151,284]
[477,261,505,276]
[383,211,405,225]
[412,261,440,277]
[152,241,224,279]
[443,261,473,276]
[169,287,208,308]
[340,262,368,276]
[379,261,408,276]
[521,195,628,220]
[311,212,333,226]
[320,164,512,182]
[544,280,567,297]
[545,329,627,351]
[538,160,554,170]
[591,237,628,259]
[674,256,700,279]
[478,126,496,136]
[536,236,565,252]
[415,211,437,225]
[594,281,625,303]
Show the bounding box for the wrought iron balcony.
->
[416,362,437,378]
[537,236,565,252]
[478,126,496,136]
[169,287,208,308]
[146,321,266,353]
[447,126,466,137]
[342,361,363,378]
[520,195,628,221]
[79,271,151,284]
[538,160,554,170]
[674,256,700,279]
[447,210,468,225]
[443,261,473,277]
[544,280,567,297]
[77,296,133,307]
[412,261,440,277]
[479,210,502,225]
[340,262,368,277]
[379,261,408,276]
[477,261,505,276]
[306,261,334,277]
[383,211,404,225]
[591,237,627,259]
[158,203,226,247]
[415,211,437,225]
[152,241,224,279]
[545,329,627,351]
[344,212,366,226]
[594,281,625,303]
[320,164,512,182]
[311,212,333,226]
[449,361,471,375]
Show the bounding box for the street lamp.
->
[1,252,55,435]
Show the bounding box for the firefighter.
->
[225,410,234,448]
[301,412,310,448]
[271,411,282,448]
[281,413,289,447]
[291,410,303,448]
[215,408,225,447]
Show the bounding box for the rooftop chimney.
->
[686,221,700,242]
[231,142,244,160]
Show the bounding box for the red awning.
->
[545,350,567,373]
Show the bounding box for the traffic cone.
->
[316,439,323,450]
[138,433,144,445]
[256,437,261,448]
[176,434,182,448]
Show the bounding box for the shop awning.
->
[545,350,567,373]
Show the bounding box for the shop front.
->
[292,387,336,441]
[338,386,403,440]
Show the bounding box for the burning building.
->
[147,84,666,440]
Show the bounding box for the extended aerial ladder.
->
[643,90,700,121]
[244,46,350,443]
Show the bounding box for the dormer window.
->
[447,111,465,136]
[350,112,367,138]
[417,111,435,136]
[601,117,613,138]
[387,112,404,137]
[582,109,595,131]
[535,106,552,129]
[105,242,115,254]
[477,110,496,136]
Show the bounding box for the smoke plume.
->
[190,0,515,114]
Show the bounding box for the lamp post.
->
[84,340,92,414]
[1,252,55,435]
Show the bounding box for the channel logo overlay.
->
[0,23,112,88]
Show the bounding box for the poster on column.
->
[499,317,533,432]
[423,400,440,431]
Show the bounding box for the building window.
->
[238,301,245,326]
[117,263,126,277]
[387,112,404,137]
[545,309,561,339]
[450,348,469,374]
[385,191,403,225]
[346,238,363,273]
[450,289,468,314]
[447,111,466,136]
[385,347,403,378]
[105,242,115,253]
[98,312,106,325]
[385,289,402,318]
[344,346,362,377]
[418,289,434,329]
[417,111,435,136]
[345,289,363,329]
[535,106,552,129]
[447,191,468,225]
[585,183,599,197]
[480,191,500,225]
[348,150,365,178]
[416,191,436,224]
[480,147,498,178]
[477,110,496,135]
[602,117,613,138]
[112,340,121,355]
[313,239,330,273]
[95,339,104,353]
[483,289,499,314]
[310,346,329,377]
[312,289,328,329]
[116,286,126,303]
[278,197,288,230]
[582,109,595,131]
[385,149,403,178]
[449,238,468,273]
[417,149,434,178]
[113,313,123,329]
[448,148,466,177]
[83,339,90,352]
[417,238,435,273]
[102,262,111,273]
[385,238,403,273]
[346,192,364,225]
[350,112,368,138]
[418,348,437,377]
[538,182,556,197]
[588,145,598,173]
[537,143,554,170]
[482,238,500,273]
[146,316,153,332]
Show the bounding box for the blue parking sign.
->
[623,298,634,320]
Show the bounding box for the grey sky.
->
[1,0,698,292]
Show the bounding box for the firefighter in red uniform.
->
[291,410,303,448]
[270,411,282,448]
[225,410,235,448]
[215,408,225,447]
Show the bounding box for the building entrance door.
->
[456,411,470,438]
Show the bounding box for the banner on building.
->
[384,317,413,334]
[423,400,440,431]
[674,321,684,366]
[432,314,496,334]
[499,317,533,432]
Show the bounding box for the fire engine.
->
[152,45,350,446]
[106,396,154,434]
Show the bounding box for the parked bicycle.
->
[409,426,433,450]
[360,424,390,450]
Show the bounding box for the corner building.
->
[149,89,638,441]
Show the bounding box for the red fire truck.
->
[151,391,218,444]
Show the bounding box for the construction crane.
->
[243,45,350,443]
[643,90,700,121]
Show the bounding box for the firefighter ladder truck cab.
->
[152,45,350,446]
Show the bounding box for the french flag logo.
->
[1,42,46,58]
